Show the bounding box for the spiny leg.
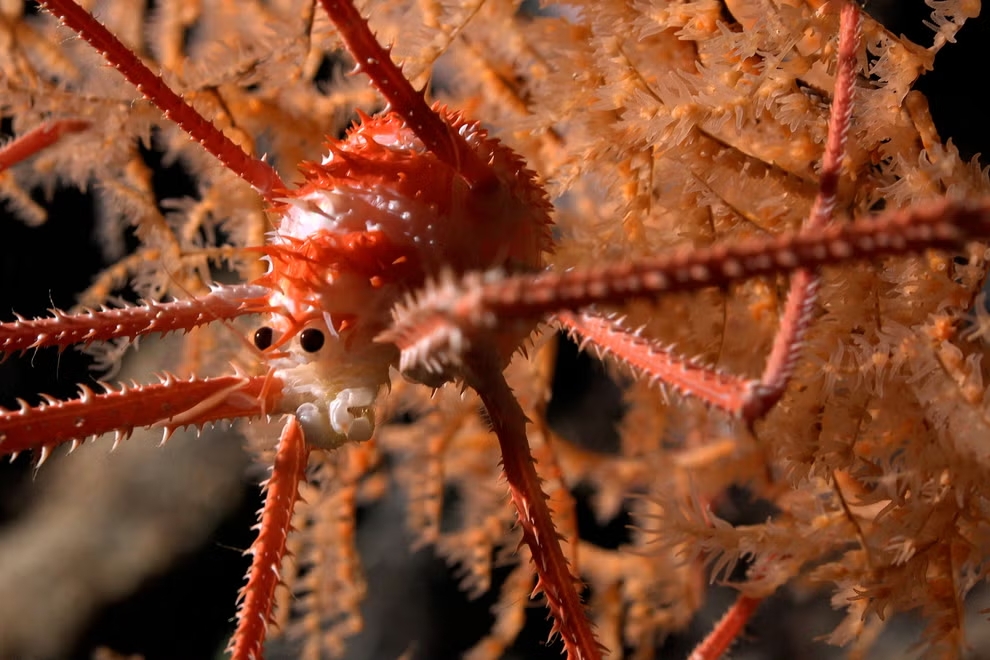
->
[383,195,990,377]
[0,283,270,354]
[554,0,861,424]
[553,310,756,416]
[0,119,90,173]
[745,0,862,421]
[462,347,601,660]
[0,373,281,460]
[229,415,310,660]
[312,2,599,655]
[316,0,495,189]
[37,0,285,198]
[568,4,862,656]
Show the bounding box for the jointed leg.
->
[0,119,90,173]
[380,5,880,659]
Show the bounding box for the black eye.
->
[253,326,274,350]
[299,328,325,353]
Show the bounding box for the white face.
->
[252,313,394,449]
[257,174,413,449]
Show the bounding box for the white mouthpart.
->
[295,386,377,449]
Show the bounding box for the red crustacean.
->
[0,1,569,656]
[1,0,990,658]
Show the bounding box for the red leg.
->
[38,0,285,198]
[0,119,90,173]
[383,195,990,382]
[745,0,862,421]
[0,373,281,460]
[0,283,269,354]
[316,0,495,189]
[463,346,602,660]
[688,594,762,660]
[230,415,311,660]
[554,311,756,415]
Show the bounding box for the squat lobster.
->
[1,0,988,658]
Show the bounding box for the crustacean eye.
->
[253,326,274,350]
[299,328,326,353]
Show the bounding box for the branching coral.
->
[1,0,989,658]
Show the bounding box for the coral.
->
[1,0,989,658]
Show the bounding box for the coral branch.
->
[38,0,285,199]
[0,119,90,172]
[0,373,280,459]
[463,347,602,660]
[229,415,310,660]
[0,284,271,355]
[316,0,495,189]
